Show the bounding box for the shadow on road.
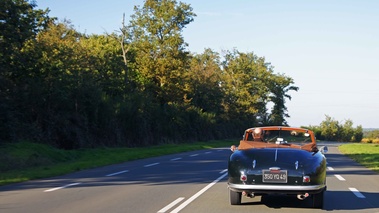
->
[0,148,230,191]
[238,190,379,211]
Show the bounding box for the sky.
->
[36,0,379,128]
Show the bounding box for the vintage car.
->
[228,126,327,208]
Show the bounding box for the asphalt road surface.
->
[1,142,379,213]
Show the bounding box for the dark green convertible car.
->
[228,126,328,208]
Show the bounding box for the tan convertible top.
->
[238,126,317,152]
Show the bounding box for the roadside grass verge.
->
[339,143,379,173]
[0,140,235,186]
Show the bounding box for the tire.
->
[312,190,325,209]
[229,189,242,205]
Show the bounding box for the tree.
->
[317,115,363,142]
[320,115,340,141]
[0,0,303,148]
[116,13,132,88]
[129,0,196,104]
[219,49,298,126]
[20,20,104,148]
[81,33,127,97]
[365,129,379,139]
[353,125,363,142]
[268,73,299,126]
[221,50,270,122]
[0,0,52,142]
[187,49,224,114]
[340,119,355,142]
[0,0,52,80]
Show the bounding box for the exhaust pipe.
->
[242,191,255,198]
[297,193,309,200]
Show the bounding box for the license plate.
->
[262,170,287,183]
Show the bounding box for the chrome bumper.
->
[228,183,326,193]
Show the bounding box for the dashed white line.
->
[204,151,212,154]
[220,169,228,174]
[169,172,228,213]
[106,170,129,177]
[144,162,160,167]
[190,154,199,157]
[157,197,185,213]
[349,188,366,198]
[327,167,366,199]
[44,183,81,192]
[334,175,346,181]
[170,158,182,161]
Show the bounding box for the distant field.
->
[339,143,379,173]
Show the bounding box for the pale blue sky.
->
[37,0,379,128]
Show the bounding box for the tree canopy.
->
[304,115,363,142]
[1,0,300,148]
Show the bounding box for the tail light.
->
[303,175,310,183]
[240,174,247,181]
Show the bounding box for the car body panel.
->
[228,126,327,207]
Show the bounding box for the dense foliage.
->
[364,129,379,139]
[303,115,363,142]
[1,0,299,149]
[361,129,379,143]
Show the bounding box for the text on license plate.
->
[262,170,287,183]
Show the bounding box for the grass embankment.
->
[339,143,379,173]
[0,140,235,186]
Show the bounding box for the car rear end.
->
[228,148,327,208]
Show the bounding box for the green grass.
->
[339,143,379,173]
[0,140,235,186]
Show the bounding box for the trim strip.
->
[275,149,278,161]
[228,183,325,191]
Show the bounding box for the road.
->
[1,142,379,213]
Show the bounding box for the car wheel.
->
[312,190,324,209]
[229,189,241,205]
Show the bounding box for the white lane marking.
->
[170,172,228,213]
[349,188,366,198]
[205,151,212,154]
[335,175,346,181]
[106,170,129,177]
[170,158,182,161]
[220,169,227,174]
[44,183,81,192]
[157,197,185,213]
[144,162,160,167]
[327,167,334,171]
[190,154,198,157]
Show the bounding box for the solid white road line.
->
[44,183,81,192]
[144,162,160,167]
[334,174,346,181]
[349,188,366,198]
[106,170,129,177]
[157,197,185,213]
[170,172,228,213]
